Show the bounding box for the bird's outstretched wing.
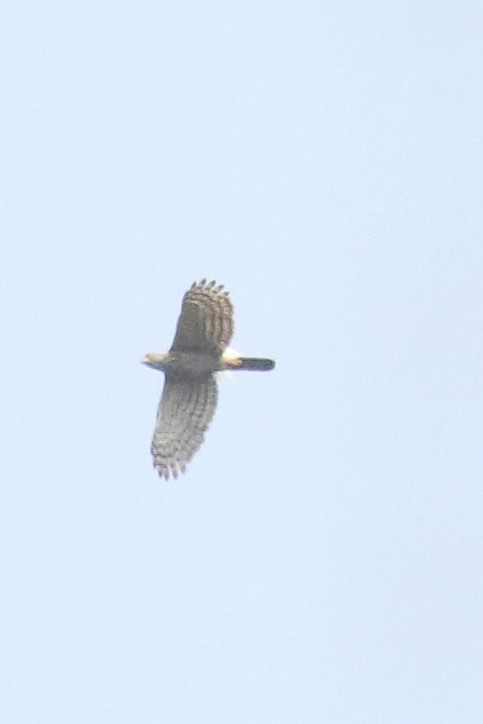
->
[170,279,234,355]
[151,376,218,479]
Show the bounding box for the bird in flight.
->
[143,279,275,479]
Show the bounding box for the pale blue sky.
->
[1,2,482,722]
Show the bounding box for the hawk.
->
[143,279,275,479]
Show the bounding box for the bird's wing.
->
[151,376,218,479]
[170,279,234,354]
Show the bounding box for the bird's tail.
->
[229,357,275,371]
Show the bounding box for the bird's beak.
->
[141,354,150,365]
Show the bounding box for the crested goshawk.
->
[143,279,275,479]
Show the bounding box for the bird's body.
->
[143,279,275,480]
[144,351,220,378]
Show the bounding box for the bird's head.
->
[142,352,170,372]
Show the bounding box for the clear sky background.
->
[1,2,482,722]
